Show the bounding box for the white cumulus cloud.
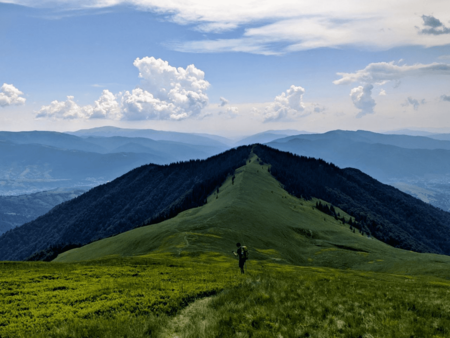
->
[0,83,26,107]
[36,96,88,120]
[131,56,209,120]
[263,85,307,122]
[350,84,376,118]
[37,57,210,121]
[89,90,121,119]
[120,88,185,120]
[36,90,120,120]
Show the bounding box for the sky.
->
[1,0,450,138]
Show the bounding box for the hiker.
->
[233,242,249,274]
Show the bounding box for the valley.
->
[0,188,86,235]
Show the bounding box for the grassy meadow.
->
[1,254,450,337]
[2,154,450,337]
[0,253,241,338]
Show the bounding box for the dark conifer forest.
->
[254,145,450,255]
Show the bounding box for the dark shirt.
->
[237,246,246,260]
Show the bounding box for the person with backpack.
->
[233,242,249,274]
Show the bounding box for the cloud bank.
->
[6,1,450,54]
[334,62,450,85]
[36,57,210,121]
[218,106,239,119]
[0,83,26,107]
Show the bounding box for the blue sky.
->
[1,1,450,138]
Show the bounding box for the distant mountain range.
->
[0,129,229,195]
[3,126,450,213]
[386,129,450,140]
[67,126,230,148]
[0,131,106,153]
[0,140,162,195]
[235,129,312,146]
[267,130,450,181]
[427,134,450,141]
[1,145,450,262]
[274,129,450,150]
[0,188,85,236]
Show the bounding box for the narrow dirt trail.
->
[159,296,214,338]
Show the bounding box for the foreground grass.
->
[190,266,450,338]
[2,255,450,337]
[0,253,241,338]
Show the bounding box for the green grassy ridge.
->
[56,154,450,280]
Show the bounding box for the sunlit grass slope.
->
[2,257,450,338]
[56,154,450,279]
[0,254,242,337]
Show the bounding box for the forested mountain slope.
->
[254,146,450,255]
[0,147,250,261]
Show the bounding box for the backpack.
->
[241,246,249,260]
